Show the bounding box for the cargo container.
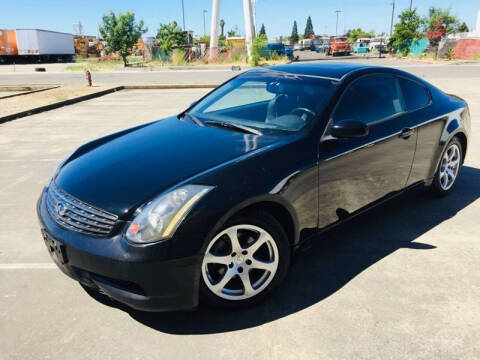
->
[0,29,18,57]
[0,29,74,63]
[16,29,74,59]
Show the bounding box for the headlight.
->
[126,185,213,244]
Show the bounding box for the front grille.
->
[46,182,118,237]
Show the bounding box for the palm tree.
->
[220,19,225,37]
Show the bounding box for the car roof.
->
[266,62,375,80]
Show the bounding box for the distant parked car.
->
[328,36,351,56]
[315,44,330,53]
[284,45,296,60]
[261,43,287,59]
[369,37,389,53]
[353,38,371,54]
[293,44,304,51]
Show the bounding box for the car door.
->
[395,76,441,186]
[317,74,417,228]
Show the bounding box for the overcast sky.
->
[2,0,479,38]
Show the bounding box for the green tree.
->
[423,7,460,35]
[390,9,423,56]
[227,26,240,37]
[156,22,186,53]
[457,22,469,33]
[259,24,266,37]
[220,19,225,37]
[423,7,460,47]
[290,21,299,45]
[304,16,314,38]
[199,35,211,43]
[346,28,375,44]
[99,11,147,66]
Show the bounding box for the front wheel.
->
[430,137,463,196]
[200,212,291,308]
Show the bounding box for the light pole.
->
[335,10,342,36]
[203,9,208,36]
[390,0,395,36]
[243,0,254,57]
[181,0,186,30]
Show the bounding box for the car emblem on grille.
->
[55,202,67,217]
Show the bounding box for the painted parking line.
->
[0,263,56,270]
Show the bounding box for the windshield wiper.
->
[181,112,203,126]
[205,120,262,135]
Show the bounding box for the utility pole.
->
[203,9,208,36]
[409,0,413,11]
[181,0,186,30]
[209,0,220,58]
[390,0,395,36]
[335,10,342,36]
[251,0,257,37]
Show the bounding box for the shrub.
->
[251,34,267,66]
[170,48,187,65]
[156,22,186,53]
[445,48,455,60]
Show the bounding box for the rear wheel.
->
[200,212,290,308]
[430,137,463,196]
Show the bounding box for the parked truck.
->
[327,36,351,56]
[0,29,74,63]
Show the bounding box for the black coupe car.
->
[37,63,470,311]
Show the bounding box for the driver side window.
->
[333,75,405,124]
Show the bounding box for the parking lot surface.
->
[1,67,479,359]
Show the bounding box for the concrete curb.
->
[0,84,220,125]
[0,86,123,125]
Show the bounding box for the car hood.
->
[56,116,281,216]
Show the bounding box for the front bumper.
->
[37,188,202,312]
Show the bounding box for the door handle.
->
[400,127,414,139]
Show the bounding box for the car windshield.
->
[189,70,338,134]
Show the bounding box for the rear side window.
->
[398,77,430,112]
[333,75,405,124]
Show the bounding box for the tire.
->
[199,211,291,309]
[430,137,463,197]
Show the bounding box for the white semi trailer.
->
[15,29,74,62]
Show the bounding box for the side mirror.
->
[330,119,369,138]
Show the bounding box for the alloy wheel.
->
[438,143,461,191]
[201,224,279,300]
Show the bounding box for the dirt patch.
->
[0,85,117,118]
